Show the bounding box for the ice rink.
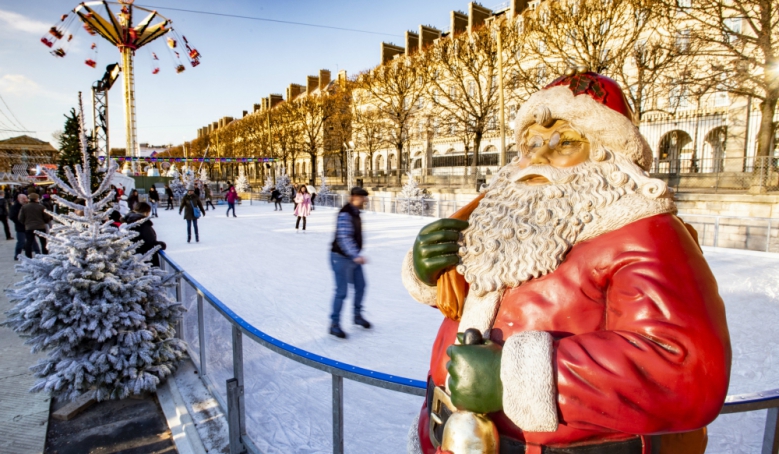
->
[152,200,779,453]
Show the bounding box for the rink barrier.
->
[158,250,779,454]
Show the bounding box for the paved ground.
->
[0,237,51,454]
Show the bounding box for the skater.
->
[19,193,51,257]
[125,202,166,267]
[148,185,160,217]
[204,184,216,210]
[307,184,317,210]
[0,193,12,240]
[127,189,139,211]
[294,185,312,231]
[225,184,238,217]
[10,194,37,260]
[290,184,298,211]
[271,188,282,211]
[179,185,205,243]
[165,184,174,210]
[329,187,371,339]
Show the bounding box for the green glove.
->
[446,331,503,414]
[413,218,469,286]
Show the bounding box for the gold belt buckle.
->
[429,385,456,448]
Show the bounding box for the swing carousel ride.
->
[41,0,201,171]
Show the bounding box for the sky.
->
[0,0,487,151]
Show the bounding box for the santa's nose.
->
[529,146,552,165]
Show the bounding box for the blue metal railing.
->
[159,251,779,454]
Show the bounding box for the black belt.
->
[426,379,643,454]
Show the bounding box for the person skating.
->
[329,187,371,339]
[271,188,282,211]
[127,189,139,212]
[204,184,216,210]
[0,193,12,240]
[18,193,51,257]
[148,186,160,217]
[125,201,166,267]
[290,184,298,211]
[165,184,174,210]
[307,184,317,211]
[294,185,312,231]
[179,185,205,243]
[225,184,238,217]
[9,194,37,260]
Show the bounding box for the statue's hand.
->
[447,332,503,414]
[413,219,469,286]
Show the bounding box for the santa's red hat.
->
[514,71,653,170]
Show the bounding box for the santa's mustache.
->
[508,164,580,185]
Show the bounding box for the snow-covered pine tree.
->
[3,97,185,401]
[275,167,291,200]
[198,167,211,186]
[234,167,250,192]
[397,172,429,215]
[57,108,100,209]
[317,171,333,206]
[260,174,274,194]
[180,166,195,190]
[166,163,180,178]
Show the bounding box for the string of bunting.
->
[98,156,277,163]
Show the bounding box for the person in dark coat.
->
[271,188,282,211]
[19,193,51,257]
[0,193,12,240]
[10,194,37,259]
[125,202,165,267]
[127,189,140,212]
[328,187,371,339]
[204,185,216,210]
[179,185,205,243]
[165,184,174,210]
[148,186,160,217]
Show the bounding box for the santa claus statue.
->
[403,72,731,454]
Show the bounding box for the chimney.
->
[450,10,468,37]
[269,94,283,107]
[253,103,261,112]
[381,42,405,64]
[243,110,248,118]
[419,25,441,50]
[287,83,304,101]
[306,75,319,95]
[319,69,331,91]
[405,31,419,56]
[222,116,234,127]
[211,121,219,132]
[337,70,348,86]
[510,0,530,17]
[469,3,492,33]
[261,97,270,110]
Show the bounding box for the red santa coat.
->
[416,213,731,452]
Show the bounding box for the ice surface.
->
[152,202,779,453]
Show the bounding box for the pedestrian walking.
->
[148,186,160,217]
[165,184,174,210]
[125,201,166,267]
[307,184,317,210]
[0,193,12,240]
[204,184,216,210]
[179,185,205,243]
[10,194,37,259]
[127,189,139,211]
[271,188,282,211]
[19,193,51,257]
[328,187,371,339]
[294,185,312,231]
[225,184,238,217]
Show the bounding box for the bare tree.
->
[659,0,778,157]
[352,106,388,177]
[357,53,427,185]
[292,90,335,186]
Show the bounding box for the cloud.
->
[0,9,50,35]
[0,74,70,102]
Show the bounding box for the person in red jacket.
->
[403,72,731,454]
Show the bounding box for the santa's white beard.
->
[457,150,667,297]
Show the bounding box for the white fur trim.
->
[457,291,501,337]
[401,249,438,307]
[407,412,423,454]
[501,331,558,432]
[578,193,676,243]
[515,85,653,170]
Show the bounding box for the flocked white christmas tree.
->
[2,97,185,401]
[180,166,195,190]
[198,167,211,187]
[169,176,186,199]
[317,171,333,206]
[234,167,250,192]
[166,163,180,178]
[260,174,275,194]
[276,167,291,199]
[397,172,429,215]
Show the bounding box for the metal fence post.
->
[227,378,246,454]
[197,293,207,376]
[762,407,779,454]
[232,326,246,437]
[175,272,183,340]
[713,217,720,248]
[332,374,344,454]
